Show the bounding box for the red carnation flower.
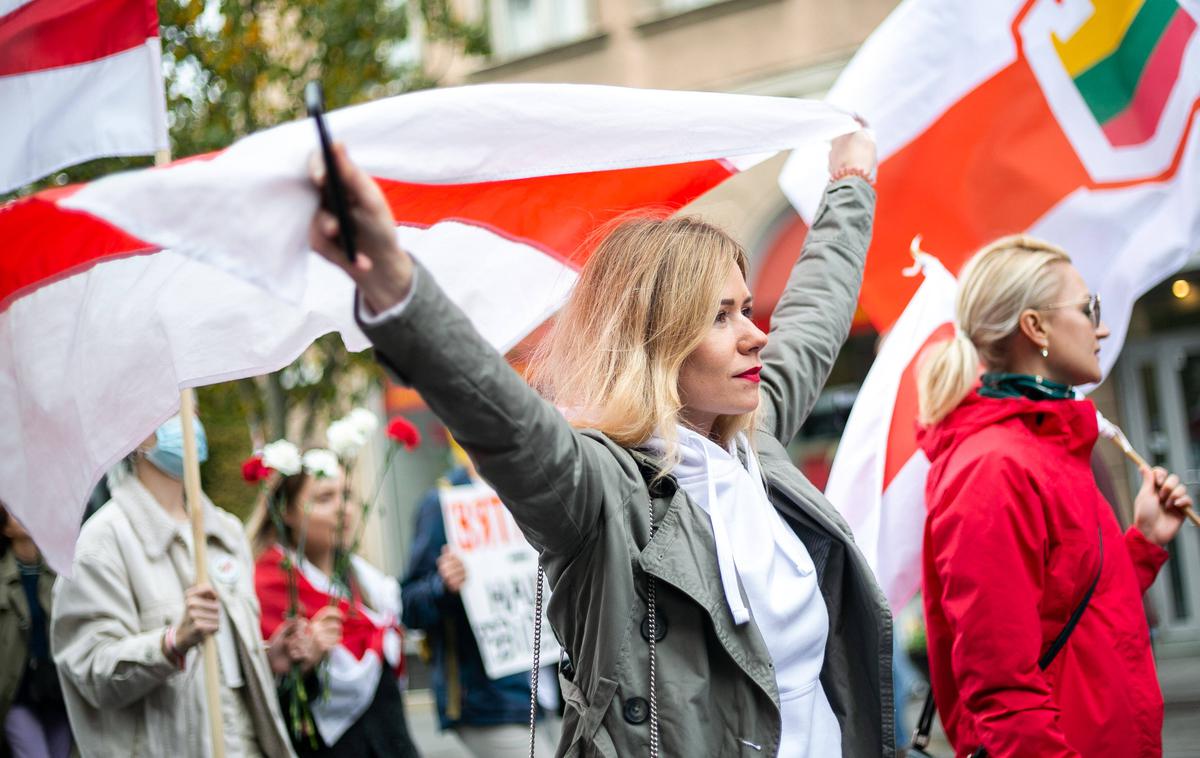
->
[386,416,421,451]
[241,455,272,483]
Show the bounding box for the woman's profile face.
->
[1041,263,1110,386]
[286,468,353,559]
[678,261,768,434]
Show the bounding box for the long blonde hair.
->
[917,234,1071,426]
[528,214,753,468]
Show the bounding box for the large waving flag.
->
[822,253,956,610]
[0,83,857,572]
[0,0,168,192]
[781,0,1200,610]
[784,0,1199,360]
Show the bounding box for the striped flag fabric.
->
[781,0,1200,611]
[0,0,168,193]
[0,83,858,572]
[822,254,956,610]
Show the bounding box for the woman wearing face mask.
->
[248,451,420,758]
[916,236,1193,757]
[304,129,892,757]
[50,415,300,758]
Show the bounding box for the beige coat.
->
[50,477,294,758]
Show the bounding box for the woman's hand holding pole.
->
[172,583,221,653]
[1134,465,1195,547]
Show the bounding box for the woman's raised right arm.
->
[309,145,621,559]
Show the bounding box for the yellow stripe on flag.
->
[1053,0,1145,77]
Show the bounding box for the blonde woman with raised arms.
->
[307,129,892,757]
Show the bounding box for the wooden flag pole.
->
[1103,434,1200,529]
[179,388,226,757]
[157,143,225,757]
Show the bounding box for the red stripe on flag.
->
[0,0,158,77]
[1102,10,1196,147]
[376,159,736,269]
[0,157,735,310]
[0,187,155,311]
[861,0,1198,332]
[864,60,1091,329]
[882,322,955,491]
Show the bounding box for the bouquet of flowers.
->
[324,409,421,602]
[241,410,421,745]
[242,440,339,745]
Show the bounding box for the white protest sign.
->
[439,481,561,680]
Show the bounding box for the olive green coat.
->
[0,551,56,722]
[363,177,893,757]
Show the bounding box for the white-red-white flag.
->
[0,83,857,572]
[823,255,957,611]
[0,0,168,193]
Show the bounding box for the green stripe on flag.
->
[1072,0,1178,125]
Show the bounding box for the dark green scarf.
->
[978,372,1074,401]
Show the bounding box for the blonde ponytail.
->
[917,235,1071,426]
[917,333,980,426]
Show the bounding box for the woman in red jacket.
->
[916,235,1193,757]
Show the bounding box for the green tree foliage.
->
[5,0,486,518]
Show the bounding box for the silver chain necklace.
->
[528,494,661,758]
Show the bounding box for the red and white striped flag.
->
[781,0,1200,610]
[0,0,168,192]
[822,255,956,610]
[0,83,857,572]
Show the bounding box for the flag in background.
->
[781,0,1200,610]
[0,83,857,572]
[822,254,956,611]
[0,0,169,193]
[784,0,1198,354]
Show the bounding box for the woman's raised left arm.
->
[758,130,876,444]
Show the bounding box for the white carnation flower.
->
[347,408,379,436]
[326,418,366,460]
[302,448,341,479]
[261,440,302,476]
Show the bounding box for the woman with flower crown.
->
[50,414,298,758]
[246,439,420,758]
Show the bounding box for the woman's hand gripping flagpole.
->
[1096,412,1199,536]
[178,387,226,758]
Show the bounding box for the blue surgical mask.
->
[145,415,208,480]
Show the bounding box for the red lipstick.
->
[735,367,761,383]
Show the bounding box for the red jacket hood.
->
[918,391,1099,465]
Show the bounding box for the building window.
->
[488,0,592,59]
[645,0,725,15]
